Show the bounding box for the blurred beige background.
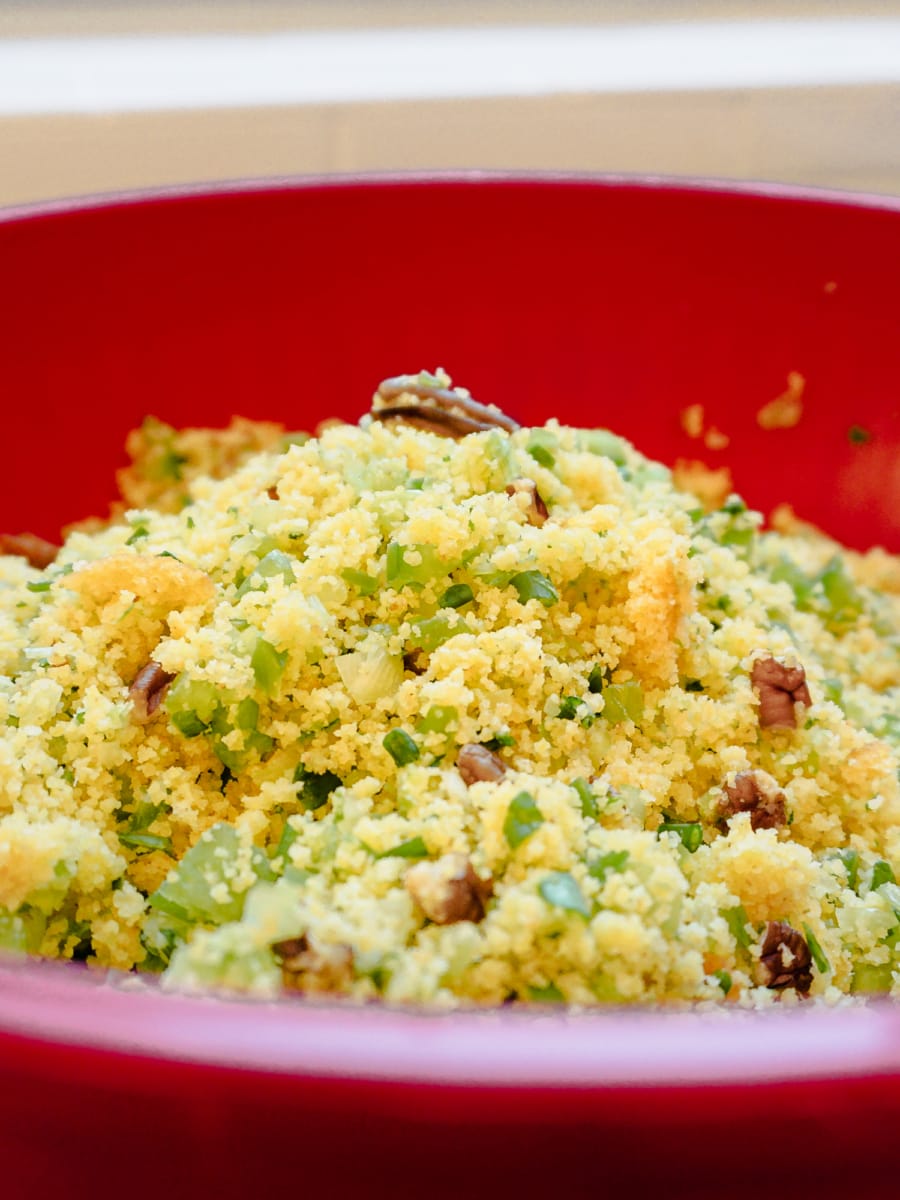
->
[1,0,899,206]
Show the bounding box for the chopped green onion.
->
[294,766,342,811]
[341,568,379,596]
[126,525,149,546]
[576,429,627,465]
[770,556,815,607]
[601,681,644,726]
[538,871,590,918]
[714,969,732,995]
[383,729,420,766]
[408,477,425,490]
[439,583,474,609]
[587,663,609,694]
[571,777,598,819]
[658,820,703,853]
[528,444,555,469]
[119,832,174,855]
[837,848,860,891]
[509,570,558,608]
[376,836,428,860]
[26,580,51,593]
[251,637,288,693]
[415,705,459,735]
[588,849,630,883]
[484,731,516,750]
[165,676,222,737]
[871,860,896,891]
[724,905,752,949]
[802,923,831,975]
[503,791,544,849]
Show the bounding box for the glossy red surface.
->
[1,176,899,1199]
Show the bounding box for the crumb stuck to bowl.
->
[0,370,898,1011]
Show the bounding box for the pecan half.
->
[750,655,812,729]
[0,532,60,570]
[719,769,787,831]
[274,935,354,994]
[506,478,548,527]
[457,742,506,786]
[758,920,812,994]
[405,853,493,925]
[129,661,176,724]
[372,375,519,438]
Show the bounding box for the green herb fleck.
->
[571,777,598,819]
[802,923,831,975]
[376,836,428,860]
[383,728,420,766]
[538,871,590,918]
[439,583,474,609]
[509,570,558,607]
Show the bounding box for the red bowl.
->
[2,175,899,1200]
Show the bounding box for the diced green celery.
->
[509,570,558,607]
[294,766,342,812]
[724,905,752,949]
[341,569,379,596]
[375,836,428,860]
[255,549,296,584]
[714,969,732,995]
[878,882,900,921]
[871,861,896,891]
[527,982,565,1003]
[526,429,558,469]
[588,849,629,883]
[251,637,288,693]
[658,821,703,853]
[571,777,598,819]
[26,580,51,593]
[770,556,815,607]
[407,613,471,653]
[439,583,474,609]
[602,681,644,726]
[802,923,831,975]
[539,871,590,918]
[119,831,174,855]
[528,444,555,469]
[235,697,260,731]
[822,678,845,707]
[415,705,459,735]
[503,791,544,849]
[166,676,223,737]
[818,556,864,623]
[385,542,447,588]
[337,638,403,705]
[149,823,256,926]
[0,911,27,954]
[851,962,894,994]
[383,729,420,766]
[576,429,628,465]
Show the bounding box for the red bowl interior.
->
[1,175,899,1198]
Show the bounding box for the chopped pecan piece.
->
[372,375,519,438]
[758,920,812,994]
[505,478,548,527]
[0,532,60,570]
[274,935,354,994]
[129,661,176,724]
[405,853,493,925]
[750,655,812,729]
[719,769,787,831]
[403,648,426,676]
[266,485,279,500]
[457,742,507,786]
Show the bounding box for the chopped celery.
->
[527,444,555,469]
[724,905,752,950]
[851,962,894,994]
[576,429,628,465]
[526,429,557,469]
[337,637,403,704]
[770,556,815,607]
[503,791,544,849]
[415,705,459,735]
[822,678,845,707]
[714,969,732,995]
[0,911,27,954]
[819,556,864,624]
[871,861,896,891]
[539,871,590,918]
[385,542,447,588]
[235,697,260,731]
[509,570,558,607]
[527,982,565,1003]
[658,821,703,853]
[341,568,379,596]
[165,676,222,737]
[119,831,174,855]
[571,777,598,819]
[383,729,420,766]
[255,549,296,584]
[375,836,428,860]
[251,637,288,693]
[802,923,831,975]
[439,583,474,609]
[294,766,342,812]
[588,849,629,883]
[602,681,644,726]
[407,613,471,653]
[149,823,257,926]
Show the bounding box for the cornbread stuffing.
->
[1,369,898,1010]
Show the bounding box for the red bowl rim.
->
[2,171,899,1091]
